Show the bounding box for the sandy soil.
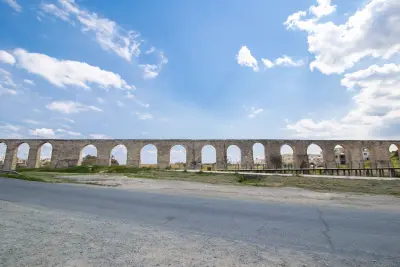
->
[59,174,400,211]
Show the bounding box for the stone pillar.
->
[215,143,227,170]
[322,147,336,168]
[3,146,17,170]
[26,146,40,169]
[52,142,81,168]
[293,143,308,169]
[186,143,201,170]
[373,143,391,168]
[265,142,281,169]
[126,143,140,167]
[157,144,170,169]
[96,145,112,166]
[349,146,362,169]
[241,144,253,169]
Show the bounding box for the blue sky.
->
[0,0,399,164]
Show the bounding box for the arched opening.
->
[140,144,157,168]
[334,145,346,167]
[39,142,53,168]
[79,145,97,166]
[362,148,371,168]
[170,145,186,169]
[280,144,294,169]
[0,143,6,168]
[110,145,127,166]
[307,144,324,168]
[227,145,241,170]
[17,143,30,169]
[253,143,265,169]
[389,144,399,168]
[201,145,216,171]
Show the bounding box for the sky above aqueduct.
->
[0,0,399,164]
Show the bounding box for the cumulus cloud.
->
[2,0,22,12]
[286,64,400,139]
[0,50,15,64]
[245,106,264,118]
[23,79,35,85]
[29,128,55,138]
[236,46,259,72]
[12,48,133,90]
[0,68,17,96]
[285,0,400,74]
[46,101,102,114]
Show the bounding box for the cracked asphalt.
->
[1,178,400,266]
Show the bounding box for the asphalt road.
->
[1,178,400,266]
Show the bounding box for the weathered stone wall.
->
[0,139,398,171]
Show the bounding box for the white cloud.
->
[261,55,304,68]
[89,133,110,139]
[116,100,124,107]
[56,128,81,136]
[29,128,55,138]
[236,46,259,72]
[0,123,21,132]
[62,117,75,123]
[96,97,105,104]
[24,119,40,125]
[287,64,400,139]
[275,55,304,67]
[0,50,15,64]
[46,101,102,114]
[247,107,264,118]
[309,0,336,18]
[0,68,17,96]
[12,48,133,90]
[285,0,400,74]
[23,79,35,85]
[126,92,150,108]
[139,51,168,79]
[40,3,70,21]
[145,47,156,54]
[135,112,153,120]
[40,0,141,62]
[2,0,22,13]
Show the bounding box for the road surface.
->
[0,178,399,266]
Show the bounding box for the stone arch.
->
[334,144,347,167]
[201,145,216,170]
[307,144,324,168]
[17,143,30,169]
[280,144,294,169]
[110,144,127,166]
[38,142,53,168]
[0,142,6,168]
[253,143,265,166]
[79,144,98,166]
[140,144,157,167]
[389,144,399,167]
[227,145,241,169]
[170,145,187,169]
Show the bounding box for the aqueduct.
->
[0,139,399,171]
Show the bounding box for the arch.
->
[79,144,97,166]
[362,147,371,168]
[253,143,265,167]
[170,145,186,169]
[334,144,347,167]
[38,142,53,167]
[389,144,399,167]
[307,144,324,168]
[140,144,157,168]
[110,144,127,166]
[227,145,241,170]
[201,145,216,170]
[280,144,294,169]
[0,142,6,167]
[17,143,30,169]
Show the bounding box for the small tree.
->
[270,155,282,168]
[81,155,97,166]
[110,155,119,166]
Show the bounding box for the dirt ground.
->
[57,174,400,211]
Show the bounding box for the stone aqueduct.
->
[0,139,399,171]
